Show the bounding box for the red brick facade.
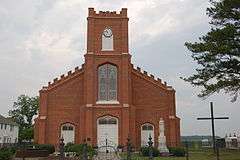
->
[34,8,180,149]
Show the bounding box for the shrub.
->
[65,144,96,158]
[8,147,16,154]
[34,144,55,154]
[168,147,185,157]
[64,142,74,152]
[140,147,160,157]
[0,147,16,160]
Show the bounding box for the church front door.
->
[97,116,118,151]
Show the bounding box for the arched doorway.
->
[97,116,118,149]
[60,123,75,144]
[141,123,154,146]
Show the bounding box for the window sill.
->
[96,100,119,105]
[101,49,114,51]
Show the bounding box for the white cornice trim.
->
[40,116,47,120]
[169,116,175,119]
[96,100,120,105]
[86,104,93,107]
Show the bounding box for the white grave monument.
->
[225,133,240,149]
[158,118,169,154]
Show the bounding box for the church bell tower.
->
[87,8,129,54]
[84,8,131,106]
[84,8,131,145]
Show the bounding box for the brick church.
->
[34,8,180,149]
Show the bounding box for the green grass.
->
[120,149,240,160]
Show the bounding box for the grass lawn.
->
[120,149,240,160]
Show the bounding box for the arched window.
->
[102,27,113,51]
[98,64,117,101]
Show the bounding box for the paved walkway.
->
[93,152,121,160]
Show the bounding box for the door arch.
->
[141,123,154,147]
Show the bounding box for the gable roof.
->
[0,115,19,126]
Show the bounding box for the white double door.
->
[97,117,118,149]
[141,130,154,146]
[62,130,75,144]
[61,123,75,144]
[141,123,154,147]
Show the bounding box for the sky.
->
[0,0,239,137]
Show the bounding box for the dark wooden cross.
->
[197,102,229,153]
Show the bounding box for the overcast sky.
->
[0,0,239,137]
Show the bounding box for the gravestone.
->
[158,118,169,155]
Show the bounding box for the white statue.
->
[158,118,169,154]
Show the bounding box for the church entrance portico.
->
[97,116,118,150]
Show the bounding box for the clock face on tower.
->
[103,28,113,38]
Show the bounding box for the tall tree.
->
[9,95,39,141]
[183,0,240,101]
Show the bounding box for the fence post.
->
[82,139,88,160]
[148,135,153,160]
[216,140,220,160]
[59,137,65,160]
[185,142,189,160]
[23,141,26,160]
[126,136,132,160]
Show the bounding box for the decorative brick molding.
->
[41,65,84,91]
[132,64,175,91]
[88,8,128,18]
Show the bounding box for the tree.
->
[182,0,240,102]
[9,95,39,141]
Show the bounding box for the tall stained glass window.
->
[98,64,117,101]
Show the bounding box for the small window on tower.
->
[102,27,113,51]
